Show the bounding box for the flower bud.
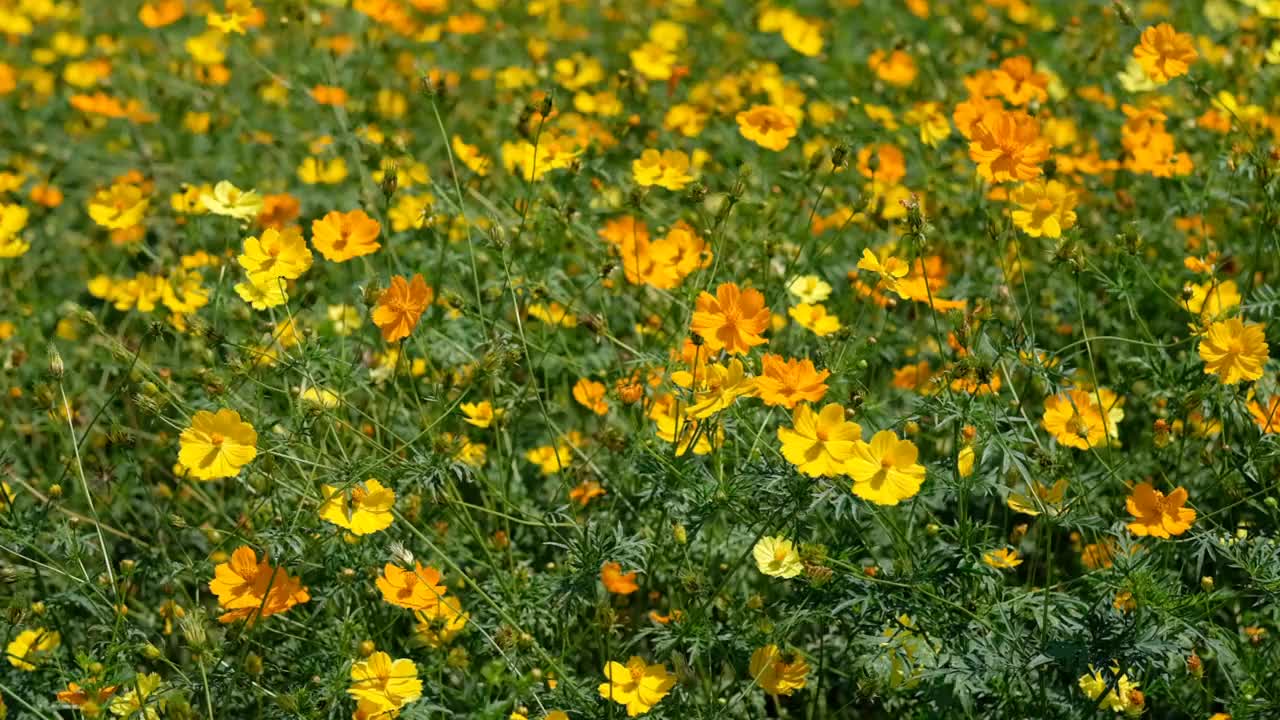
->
[47,345,64,379]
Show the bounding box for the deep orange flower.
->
[689,282,770,355]
[208,546,310,624]
[376,562,448,612]
[968,110,1051,183]
[1125,482,1195,538]
[569,479,606,506]
[601,561,639,595]
[1133,23,1197,84]
[139,0,184,27]
[310,85,348,106]
[372,274,432,342]
[572,378,610,415]
[754,354,830,408]
[311,209,381,262]
[256,193,301,229]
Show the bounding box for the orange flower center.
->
[1065,414,1088,437]
[209,432,225,445]
[629,665,644,682]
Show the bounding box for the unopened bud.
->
[47,345,64,379]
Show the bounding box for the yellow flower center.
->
[209,432,225,445]
[1035,198,1055,213]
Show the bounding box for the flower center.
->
[1065,414,1088,437]
[629,666,644,682]
[209,432,225,445]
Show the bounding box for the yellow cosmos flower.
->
[629,41,676,81]
[752,535,803,578]
[846,431,926,505]
[778,403,860,478]
[88,183,148,229]
[6,628,60,671]
[238,226,313,283]
[1041,388,1123,450]
[1184,279,1240,321]
[1008,479,1068,516]
[1010,179,1078,238]
[296,156,348,185]
[957,445,976,478]
[460,400,503,428]
[348,652,423,716]
[234,274,288,310]
[787,303,841,337]
[451,135,490,176]
[672,358,757,419]
[786,275,832,304]
[0,202,30,258]
[1198,318,1269,384]
[632,149,694,191]
[1078,664,1141,714]
[299,386,340,409]
[982,548,1023,569]
[319,479,395,536]
[200,180,262,220]
[749,644,810,695]
[856,248,910,297]
[598,656,675,716]
[412,596,470,648]
[177,408,258,480]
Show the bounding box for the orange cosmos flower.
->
[992,56,1049,106]
[256,193,300,229]
[310,85,348,106]
[311,209,381,262]
[208,546,310,624]
[139,0,185,28]
[968,110,1051,183]
[372,274,432,342]
[600,561,639,595]
[569,479,606,506]
[572,378,610,415]
[753,353,830,408]
[690,282,770,355]
[1125,482,1195,538]
[376,562,448,612]
[1249,395,1280,434]
[868,49,918,87]
[735,105,798,151]
[56,681,118,711]
[1133,24,1197,84]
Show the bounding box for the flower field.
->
[3,0,1280,718]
